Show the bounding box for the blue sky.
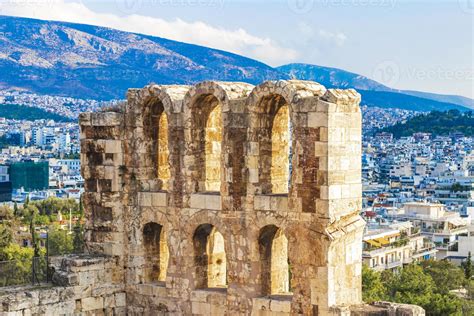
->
[1,0,473,98]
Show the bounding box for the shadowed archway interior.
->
[193,224,227,289]
[143,222,169,283]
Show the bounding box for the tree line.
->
[379,110,474,138]
[0,197,84,286]
[363,258,474,315]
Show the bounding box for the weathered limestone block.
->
[345,302,426,316]
[90,112,123,127]
[322,89,361,109]
[81,296,104,311]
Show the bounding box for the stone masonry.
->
[0,80,425,316]
[77,79,425,315]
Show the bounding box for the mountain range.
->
[0,15,472,112]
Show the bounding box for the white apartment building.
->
[389,202,470,260]
[363,222,437,271]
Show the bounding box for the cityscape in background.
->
[0,5,472,313]
[0,90,473,271]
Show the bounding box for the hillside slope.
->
[1,15,471,112]
[0,104,72,122]
[0,15,287,100]
[278,63,472,111]
[381,110,474,138]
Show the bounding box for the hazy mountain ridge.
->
[277,64,472,111]
[0,15,471,112]
[277,63,392,91]
[0,15,287,100]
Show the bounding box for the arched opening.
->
[157,112,170,190]
[193,224,227,289]
[144,99,170,190]
[259,225,291,296]
[252,94,291,194]
[205,103,222,192]
[270,104,290,194]
[143,222,169,283]
[189,94,222,193]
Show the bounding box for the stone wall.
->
[0,80,424,316]
[0,255,125,315]
[76,80,425,315]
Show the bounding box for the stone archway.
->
[247,91,292,195]
[270,102,290,194]
[185,94,223,193]
[193,224,227,289]
[142,98,171,190]
[259,224,291,295]
[204,102,223,192]
[143,222,169,283]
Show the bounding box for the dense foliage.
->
[381,110,474,138]
[0,104,72,122]
[362,260,474,315]
[0,198,84,286]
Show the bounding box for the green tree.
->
[462,252,473,280]
[420,260,465,295]
[0,243,34,286]
[380,110,474,138]
[48,224,73,256]
[385,265,434,308]
[427,293,462,316]
[463,280,474,315]
[79,195,84,217]
[0,222,13,254]
[366,262,466,315]
[0,204,13,220]
[34,214,50,226]
[362,264,386,303]
[72,223,84,253]
[21,204,39,225]
[13,202,19,217]
[32,197,79,217]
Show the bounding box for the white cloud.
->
[297,22,347,47]
[318,30,347,47]
[0,0,299,65]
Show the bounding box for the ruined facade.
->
[0,80,425,316]
[81,79,365,315]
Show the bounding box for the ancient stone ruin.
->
[0,80,425,315]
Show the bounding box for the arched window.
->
[205,103,222,192]
[250,94,291,194]
[157,112,170,190]
[187,94,223,193]
[143,222,169,283]
[193,224,227,289]
[144,100,170,190]
[270,103,290,194]
[259,225,291,295]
